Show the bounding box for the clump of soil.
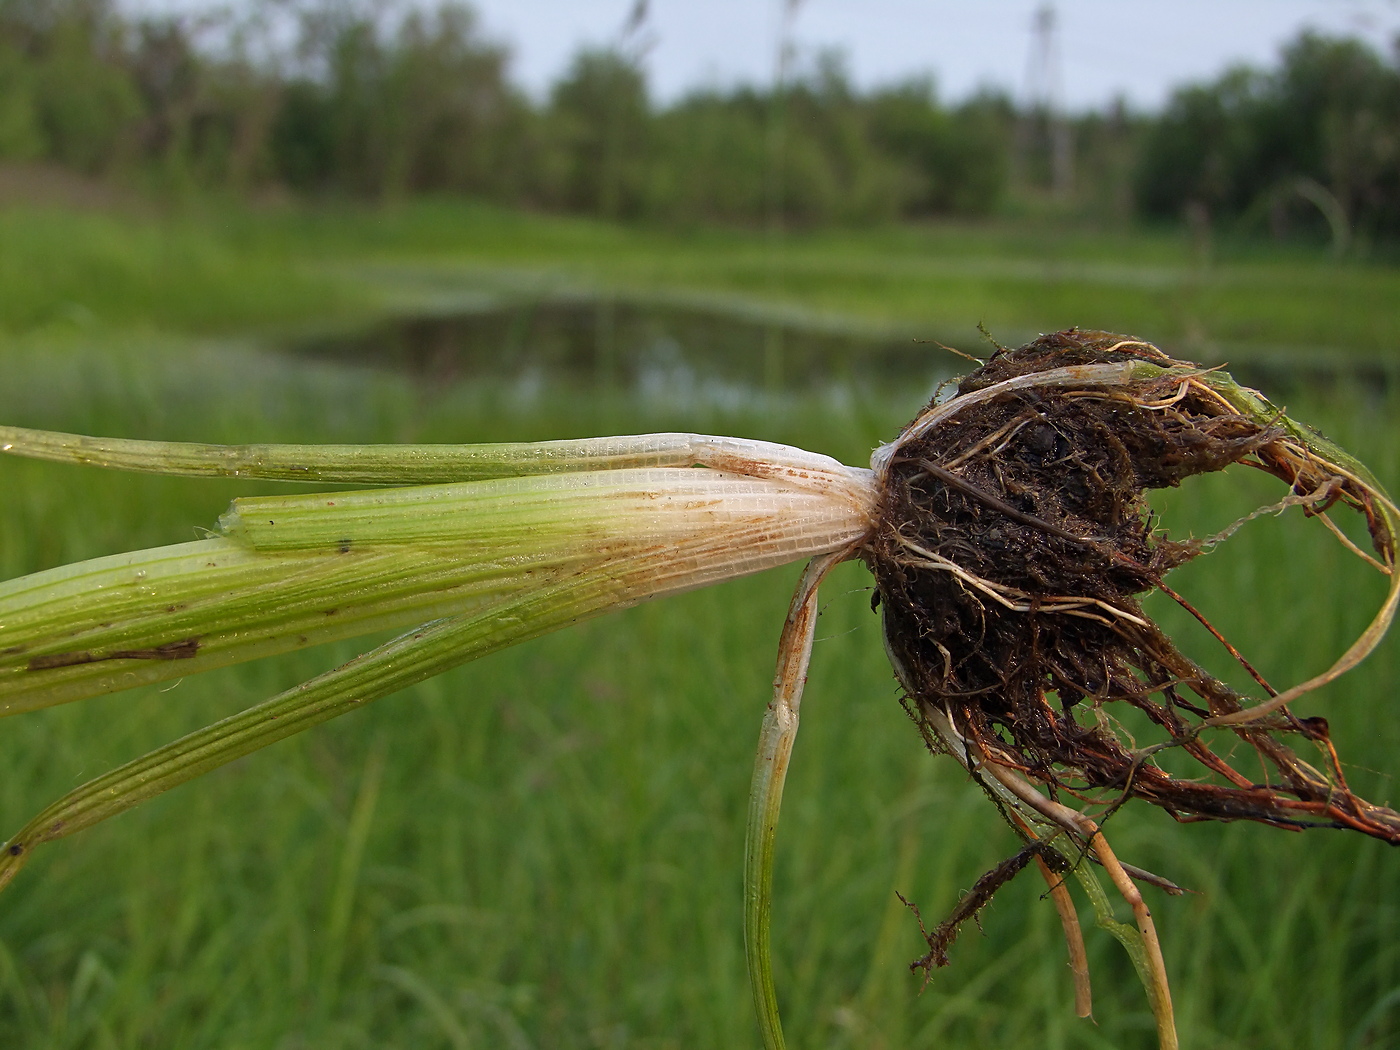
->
[868,329,1400,844]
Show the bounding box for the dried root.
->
[865,329,1400,1047]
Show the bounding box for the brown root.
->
[866,330,1400,1030]
[869,328,1400,844]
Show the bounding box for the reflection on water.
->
[290,297,956,410]
[288,295,1396,411]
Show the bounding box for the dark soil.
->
[868,329,1400,843]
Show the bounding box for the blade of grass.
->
[0,426,862,487]
[320,742,385,1006]
[744,549,847,1050]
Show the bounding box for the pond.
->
[289,295,955,409]
[288,293,1397,411]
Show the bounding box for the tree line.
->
[2,0,1398,242]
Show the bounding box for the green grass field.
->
[1,198,1399,1049]
[6,197,1400,360]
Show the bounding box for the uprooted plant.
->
[2,330,1397,1050]
[861,331,1400,1046]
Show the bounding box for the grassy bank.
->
[0,341,1397,1048]
[4,196,1400,359]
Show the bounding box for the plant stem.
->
[743,550,847,1050]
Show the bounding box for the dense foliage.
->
[1135,32,1400,243]
[0,0,1016,224]
[1,0,1398,240]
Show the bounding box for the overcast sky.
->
[131,0,1400,112]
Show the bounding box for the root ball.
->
[868,329,1400,842]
